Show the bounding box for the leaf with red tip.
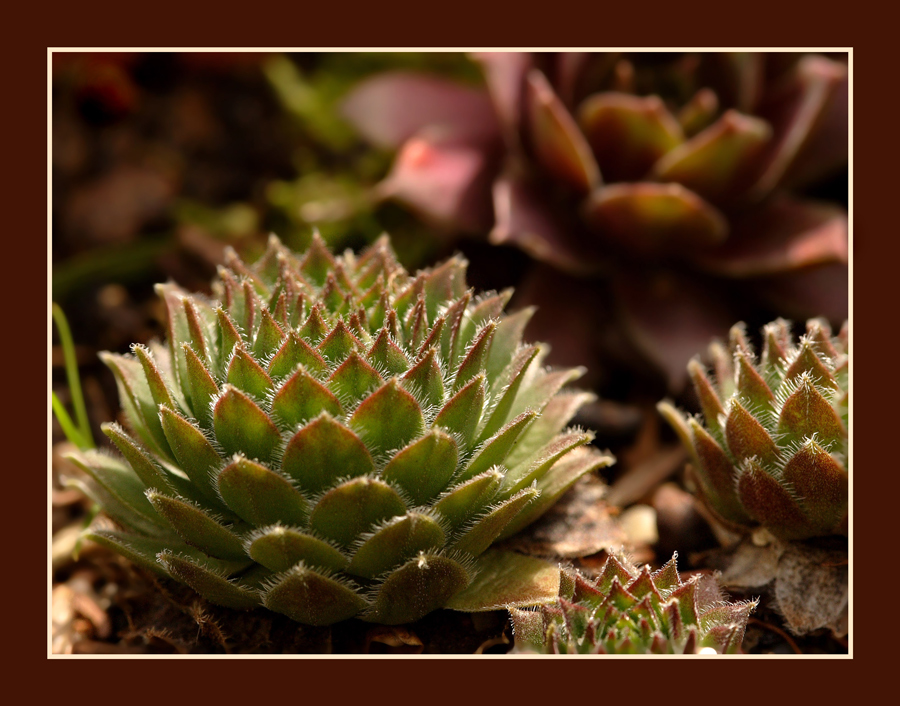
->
[367,328,409,376]
[350,379,424,455]
[652,110,771,203]
[785,339,838,389]
[263,564,367,626]
[433,373,485,449]
[454,322,495,391]
[526,70,600,193]
[215,307,244,376]
[735,349,776,412]
[248,527,348,573]
[382,429,458,506]
[213,385,281,463]
[268,332,327,379]
[687,359,726,437]
[578,92,684,182]
[217,456,309,527]
[272,366,342,428]
[348,513,446,579]
[182,344,219,427]
[252,307,285,359]
[584,183,727,257]
[226,346,273,401]
[317,319,362,363]
[281,413,373,494]
[309,477,406,547]
[298,232,337,286]
[402,347,444,409]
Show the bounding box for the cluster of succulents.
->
[659,317,848,541]
[66,233,613,626]
[342,52,848,389]
[511,553,755,654]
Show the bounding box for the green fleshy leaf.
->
[183,343,219,427]
[263,564,367,626]
[217,456,309,527]
[440,292,471,369]
[227,346,273,401]
[182,297,212,365]
[735,350,776,413]
[501,430,593,496]
[452,487,538,556]
[505,364,583,433]
[268,332,327,379]
[271,366,343,428]
[132,345,177,416]
[497,446,613,540]
[434,469,502,530]
[463,411,538,483]
[328,351,383,404]
[252,307,284,360]
[476,345,540,442]
[347,513,446,579]
[159,406,225,505]
[308,477,406,547]
[504,390,595,469]
[67,451,170,536]
[215,307,244,377]
[248,526,349,573]
[100,352,173,460]
[281,413,374,494]
[402,346,444,408]
[453,322,496,391]
[84,530,182,576]
[367,328,410,376]
[147,490,247,561]
[159,551,260,609]
[299,232,337,286]
[317,319,362,363]
[349,378,424,455]
[364,553,472,625]
[446,549,560,611]
[381,429,459,506]
[433,373,485,450]
[213,385,281,463]
[299,304,328,343]
[102,422,174,494]
[486,307,535,384]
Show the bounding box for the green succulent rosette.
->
[510,553,755,654]
[659,318,848,541]
[67,233,613,625]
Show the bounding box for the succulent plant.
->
[342,52,848,389]
[658,318,848,541]
[66,233,613,626]
[510,553,755,654]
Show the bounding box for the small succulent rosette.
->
[510,553,755,654]
[659,318,848,541]
[67,233,613,626]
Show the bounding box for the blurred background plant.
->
[51,50,848,655]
